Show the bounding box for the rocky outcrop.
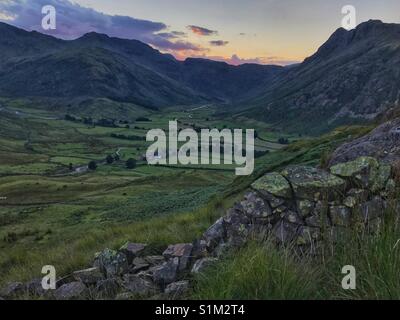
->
[329,118,400,166]
[1,156,398,300]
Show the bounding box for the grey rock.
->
[191,258,218,274]
[94,248,129,278]
[131,257,150,273]
[119,242,147,264]
[258,191,286,209]
[240,193,272,219]
[54,281,87,300]
[95,278,120,297]
[347,188,369,202]
[0,282,24,299]
[329,117,400,166]
[297,200,314,217]
[281,165,346,201]
[73,267,104,285]
[202,217,225,249]
[165,280,190,297]
[191,239,208,259]
[122,274,158,297]
[145,255,165,266]
[26,278,46,297]
[251,172,292,198]
[282,210,304,225]
[163,243,193,271]
[55,274,75,289]
[152,257,179,285]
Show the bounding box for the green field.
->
[0,101,305,284]
[0,100,373,291]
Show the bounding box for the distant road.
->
[189,104,212,111]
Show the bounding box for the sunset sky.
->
[1,0,400,65]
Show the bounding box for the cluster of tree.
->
[136,117,151,122]
[278,137,290,145]
[88,157,136,171]
[110,133,145,141]
[64,114,129,128]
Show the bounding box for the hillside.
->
[0,22,283,109]
[239,20,400,134]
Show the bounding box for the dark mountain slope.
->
[0,22,282,108]
[240,20,400,134]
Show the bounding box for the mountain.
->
[239,20,400,134]
[0,22,283,109]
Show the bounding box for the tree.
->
[88,161,97,170]
[68,163,73,171]
[106,155,114,164]
[126,158,137,169]
[278,137,289,145]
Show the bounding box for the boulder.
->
[119,243,147,264]
[371,164,392,192]
[202,217,225,249]
[0,282,24,299]
[282,210,304,225]
[152,257,179,285]
[95,278,120,297]
[165,280,190,297]
[297,200,314,217]
[131,257,150,273]
[163,243,193,271]
[54,281,87,300]
[330,156,379,188]
[26,278,46,297]
[191,258,218,274]
[224,209,251,248]
[281,166,346,200]
[122,274,158,297]
[343,196,357,208]
[328,117,400,166]
[191,239,208,259]
[240,193,272,219]
[55,274,75,289]
[145,255,166,266]
[257,191,285,209]
[94,248,129,278]
[251,172,292,198]
[73,267,104,285]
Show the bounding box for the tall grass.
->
[192,241,320,300]
[0,195,232,286]
[192,201,400,300]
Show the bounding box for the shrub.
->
[88,161,97,170]
[126,158,137,169]
[106,155,114,164]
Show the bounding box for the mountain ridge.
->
[0,22,283,108]
[239,20,400,134]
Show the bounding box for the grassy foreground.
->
[192,202,400,300]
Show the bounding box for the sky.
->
[1,0,400,65]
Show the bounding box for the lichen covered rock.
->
[251,172,292,198]
[281,166,346,200]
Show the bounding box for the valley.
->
[0,100,301,285]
